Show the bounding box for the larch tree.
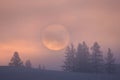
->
[63,44,76,72]
[75,42,90,72]
[75,43,83,72]
[9,51,23,67]
[25,60,32,68]
[105,48,116,73]
[91,42,104,73]
[38,64,42,70]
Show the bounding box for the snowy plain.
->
[0,66,119,80]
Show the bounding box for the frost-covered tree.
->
[9,51,23,67]
[63,44,76,72]
[75,42,90,72]
[105,48,116,73]
[25,60,32,68]
[91,42,104,73]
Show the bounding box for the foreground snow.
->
[0,66,119,80]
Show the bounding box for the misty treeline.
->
[8,51,45,70]
[63,42,120,74]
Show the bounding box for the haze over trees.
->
[63,42,117,74]
[7,42,118,74]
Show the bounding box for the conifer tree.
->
[25,60,32,68]
[91,42,104,73]
[75,42,90,72]
[105,48,116,73]
[9,51,23,67]
[63,44,76,72]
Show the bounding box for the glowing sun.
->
[42,24,70,51]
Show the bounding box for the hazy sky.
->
[0,0,120,70]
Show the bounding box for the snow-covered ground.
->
[0,66,119,80]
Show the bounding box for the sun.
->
[42,24,70,51]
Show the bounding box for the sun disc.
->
[42,24,70,51]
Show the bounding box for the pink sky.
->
[0,0,120,70]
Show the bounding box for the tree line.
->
[7,42,119,74]
[8,51,45,70]
[63,42,117,74]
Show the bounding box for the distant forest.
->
[63,42,120,74]
[7,42,120,74]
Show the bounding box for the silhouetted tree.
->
[25,60,32,68]
[75,42,90,72]
[63,44,76,72]
[105,48,116,73]
[38,64,42,70]
[42,65,46,71]
[75,43,83,71]
[91,42,104,73]
[9,51,23,67]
